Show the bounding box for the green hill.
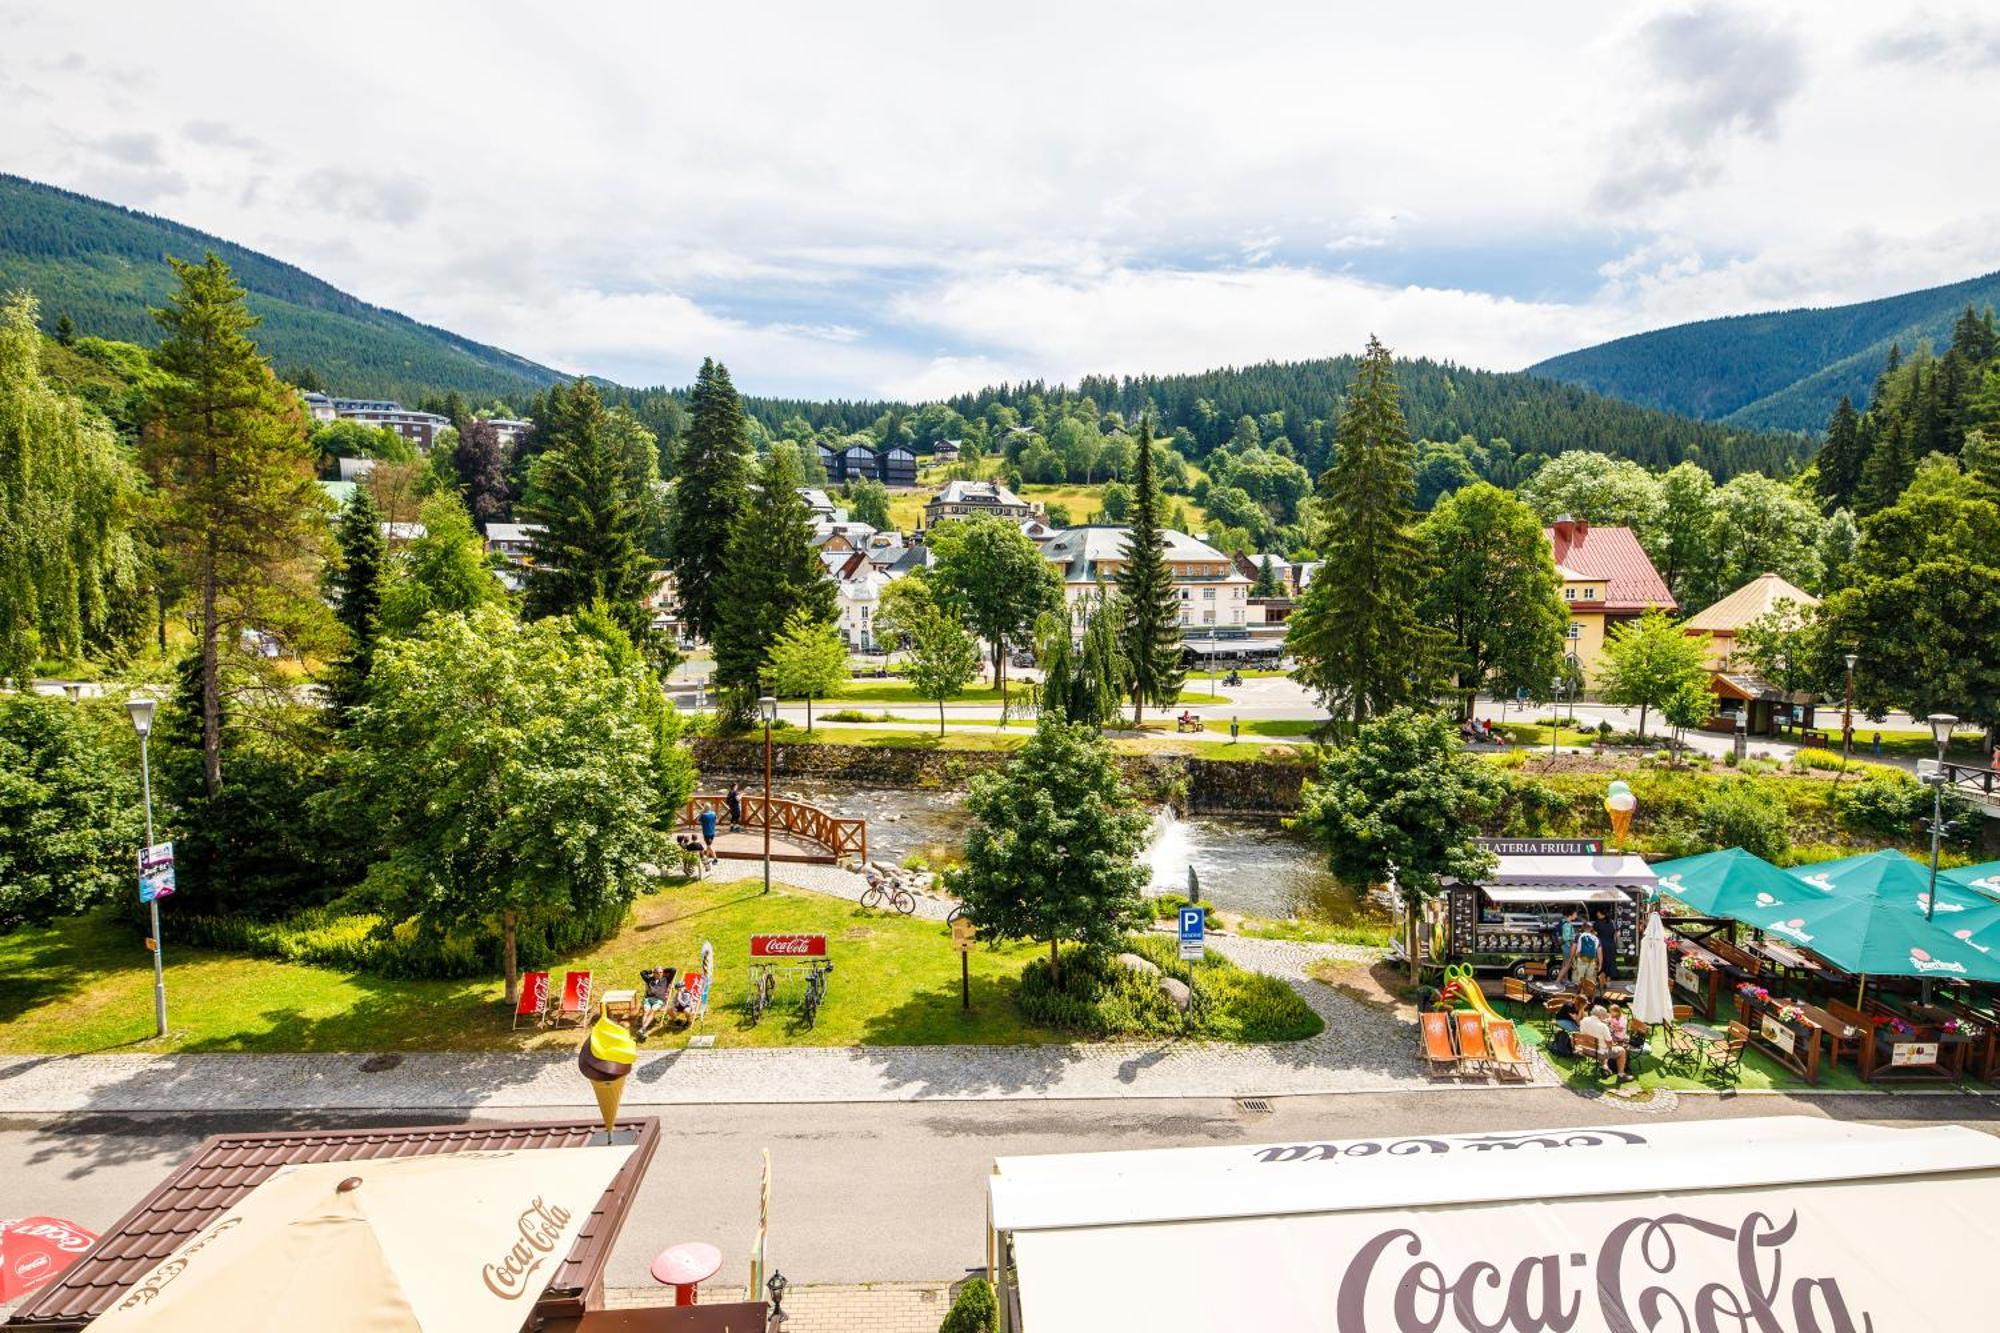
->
[1529,269,2000,433]
[0,174,566,403]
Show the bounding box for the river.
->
[764,778,1383,924]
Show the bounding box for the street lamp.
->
[126,697,166,1037]
[1550,676,1563,759]
[759,695,778,895]
[1774,654,1789,736]
[1842,653,1857,760]
[1922,713,1959,923]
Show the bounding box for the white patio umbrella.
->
[88,1145,634,1332]
[1632,911,1674,1026]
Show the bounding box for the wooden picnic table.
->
[1743,935,1821,981]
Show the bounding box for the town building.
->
[1233,551,1299,594]
[1684,572,1821,735]
[925,479,1040,527]
[878,444,918,486]
[483,522,543,563]
[830,556,891,651]
[1545,515,1675,685]
[482,417,534,447]
[933,438,962,463]
[335,455,377,483]
[1040,526,1254,630]
[300,392,452,450]
[837,443,877,483]
[799,488,841,522]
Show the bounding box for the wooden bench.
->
[1175,715,1203,733]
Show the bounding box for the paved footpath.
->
[0,918,1559,1114]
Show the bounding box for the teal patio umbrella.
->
[1943,861,2000,901]
[1787,849,2000,928]
[1732,891,2000,984]
[1653,848,1821,917]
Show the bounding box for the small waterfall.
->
[1143,804,1193,897]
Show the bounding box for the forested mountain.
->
[0,174,564,403]
[1531,269,2000,433]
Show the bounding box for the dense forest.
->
[1532,267,2000,433]
[0,174,563,404]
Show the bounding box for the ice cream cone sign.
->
[1604,780,1637,850]
[578,1002,637,1138]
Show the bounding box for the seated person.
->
[636,966,677,1037]
[1606,1004,1634,1049]
[1578,1005,1631,1081]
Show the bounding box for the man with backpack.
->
[1571,918,1602,986]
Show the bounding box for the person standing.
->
[699,805,719,858]
[725,783,743,831]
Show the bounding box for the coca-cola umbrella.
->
[1,1216,99,1304]
[85,1146,634,1332]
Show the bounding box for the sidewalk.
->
[0,937,1556,1114]
[605,1283,955,1333]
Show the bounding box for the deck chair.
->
[556,970,592,1026]
[512,970,551,1029]
[1484,1018,1533,1081]
[1420,1010,1459,1076]
[1453,1011,1491,1074]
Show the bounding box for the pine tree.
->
[1815,396,1864,510]
[326,488,384,719]
[1857,414,1912,515]
[710,445,834,717]
[52,311,75,345]
[668,358,752,642]
[145,254,330,796]
[519,379,655,635]
[1251,554,1282,596]
[1286,336,1434,728]
[1116,413,1185,722]
[451,418,510,525]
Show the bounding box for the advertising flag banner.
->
[139,841,176,904]
[0,1216,99,1303]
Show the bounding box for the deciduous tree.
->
[451,418,511,525]
[379,491,504,636]
[1416,483,1568,718]
[765,608,848,731]
[903,598,981,736]
[1599,610,1711,739]
[0,695,144,933]
[929,514,1061,695]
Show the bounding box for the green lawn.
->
[1492,722,1601,747]
[830,680,1226,706]
[0,880,1061,1054]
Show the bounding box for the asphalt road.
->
[9,1090,2000,1294]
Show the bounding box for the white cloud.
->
[0,1,1994,398]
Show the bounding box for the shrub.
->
[1015,934,1321,1041]
[939,1277,997,1333]
[1697,779,1790,861]
[823,709,896,723]
[1841,777,1979,851]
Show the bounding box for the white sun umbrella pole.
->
[1632,910,1674,1026]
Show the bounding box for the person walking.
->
[725,783,743,832]
[699,805,719,860]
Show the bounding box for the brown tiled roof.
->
[7,1118,660,1329]
[1545,523,1675,614]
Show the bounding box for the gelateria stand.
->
[986,1116,2000,1332]
[1417,839,1656,976]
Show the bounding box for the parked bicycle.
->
[799,959,835,1029]
[746,966,778,1024]
[860,876,916,916]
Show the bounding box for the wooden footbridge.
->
[679,793,867,865]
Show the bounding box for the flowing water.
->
[760,778,1382,924]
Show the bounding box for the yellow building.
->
[1545,516,1676,686]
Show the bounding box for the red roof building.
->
[1544,516,1675,685]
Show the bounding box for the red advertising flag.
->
[0,1215,98,1303]
[749,934,828,959]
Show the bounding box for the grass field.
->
[765,725,1302,760]
[829,680,1226,706]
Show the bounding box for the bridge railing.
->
[1939,761,1999,804]
[680,793,868,864]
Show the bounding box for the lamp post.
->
[1733,709,1747,763]
[1923,712,1958,924]
[127,697,166,1038]
[1550,675,1562,759]
[1842,653,1857,760]
[759,695,778,895]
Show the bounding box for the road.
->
[9,1090,2000,1293]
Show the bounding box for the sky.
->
[3,1,1999,401]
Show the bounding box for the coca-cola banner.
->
[0,1216,98,1303]
[1012,1174,2000,1331]
[750,933,827,958]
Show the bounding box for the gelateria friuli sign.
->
[1473,838,1605,856]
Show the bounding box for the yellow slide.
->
[1441,963,1501,1021]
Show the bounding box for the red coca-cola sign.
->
[749,934,827,958]
[1,1216,98,1302]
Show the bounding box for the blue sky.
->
[3,1,1999,400]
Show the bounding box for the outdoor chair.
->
[1569,1031,1613,1079]
[1672,1004,1693,1022]
[1420,1010,1460,1077]
[512,970,551,1029]
[556,970,593,1026]
[1484,1018,1533,1081]
[1453,1011,1491,1075]
[1501,976,1536,1019]
[1704,1024,1748,1086]
[1661,1022,1700,1073]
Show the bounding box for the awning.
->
[993,1118,2000,1333]
[1481,886,1630,905]
[1480,852,1656,888]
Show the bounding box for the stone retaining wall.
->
[689,738,1310,814]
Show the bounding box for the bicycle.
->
[860,878,916,916]
[746,966,777,1024]
[799,959,834,1029]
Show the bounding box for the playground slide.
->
[1440,963,1503,1021]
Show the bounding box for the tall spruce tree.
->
[326,488,384,719]
[1858,414,1913,515]
[1286,335,1434,728]
[710,444,834,717]
[519,379,655,634]
[146,254,329,796]
[1815,396,1864,510]
[1115,414,1185,723]
[668,358,751,643]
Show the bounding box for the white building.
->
[1040,526,1255,630]
[483,522,543,562]
[831,556,891,651]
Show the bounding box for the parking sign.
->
[1178,906,1205,961]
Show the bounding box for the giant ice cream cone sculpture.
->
[1604,780,1637,850]
[577,1004,637,1136]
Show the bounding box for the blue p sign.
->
[1178,907,1205,960]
